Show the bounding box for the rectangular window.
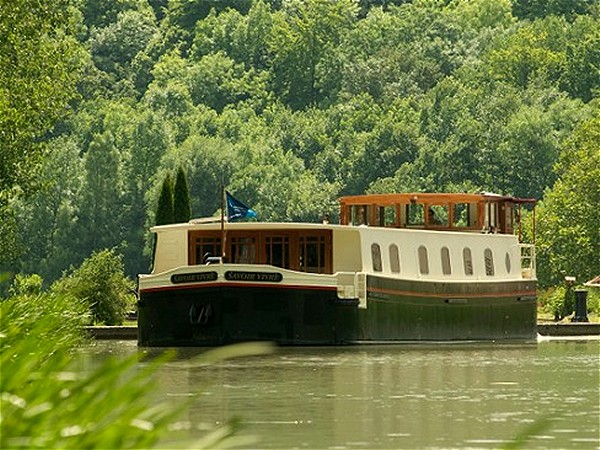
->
[194,236,221,264]
[428,204,449,226]
[453,203,470,227]
[265,235,289,268]
[231,236,256,264]
[377,206,397,227]
[300,235,326,273]
[407,203,424,226]
[351,205,368,225]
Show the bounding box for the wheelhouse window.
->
[299,234,327,273]
[193,236,222,264]
[452,203,470,227]
[231,236,256,263]
[407,203,425,226]
[371,243,383,272]
[378,206,397,227]
[484,203,498,232]
[484,248,495,276]
[441,246,451,275]
[463,247,473,276]
[418,245,429,275]
[427,205,449,226]
[351,205,368,225]
[265,235,289,268]
[389,244,400,273]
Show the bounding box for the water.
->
[84,339,599,449]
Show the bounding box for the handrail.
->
[519,244,536,279]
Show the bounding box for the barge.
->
[137,192,537,346]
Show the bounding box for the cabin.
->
[149,193,536,281]
[339,192,535,236]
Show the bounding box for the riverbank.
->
[85,323,600,340]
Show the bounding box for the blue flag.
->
[226,191,257,221]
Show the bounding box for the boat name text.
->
[171,272,218,284]
[225,271,283,283]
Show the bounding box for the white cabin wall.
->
[357,227,523,281]
[332,228,362,272]
[152,229,188,274]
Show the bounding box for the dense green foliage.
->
[2,0,599,290]
[51,249,135,325]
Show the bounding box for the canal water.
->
[84,339,599,449]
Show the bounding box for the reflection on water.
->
[84,340,599,449]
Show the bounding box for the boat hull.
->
[138,275,536,346]
[360,277,537,342]
[138,284,358,346]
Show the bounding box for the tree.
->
[533,114,600,287]
[0,0,83,198]
[89,8,158,89]
[511,0,595,21]
[77,131,125,259]
[121,109,171,275]
[270,0,358,108]
[155,173,174,225]
[0,0,83,267]
[51,249,134,325]
[12,136,85,283]
[559,15,600,102]
[173,166,192,222]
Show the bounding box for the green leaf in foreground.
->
[1,288,274,448]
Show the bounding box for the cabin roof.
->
[150,220,338,233]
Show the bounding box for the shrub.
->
[9,273,44,296]
[52,249,134,325]
[538,285,600,320]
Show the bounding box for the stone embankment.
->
[85,326,137,339]
[86,324,600,340]
[536,322,600,336]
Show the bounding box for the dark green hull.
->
[359,277,537,341]
[138,285,358,346]
[138,275,536,346]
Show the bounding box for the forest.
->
[1,0,599,294]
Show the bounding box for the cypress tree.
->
[155,174,174,225]
[173,166,192,223]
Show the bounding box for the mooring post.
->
[571,289,589,322]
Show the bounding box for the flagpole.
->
[220,184,226,260]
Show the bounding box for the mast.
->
[220,184,226,259]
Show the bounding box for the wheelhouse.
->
[188,228,333,274]
[339,192,536,237]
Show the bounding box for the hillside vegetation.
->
[1,0,598,290]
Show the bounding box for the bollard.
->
[571,289,589,322]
